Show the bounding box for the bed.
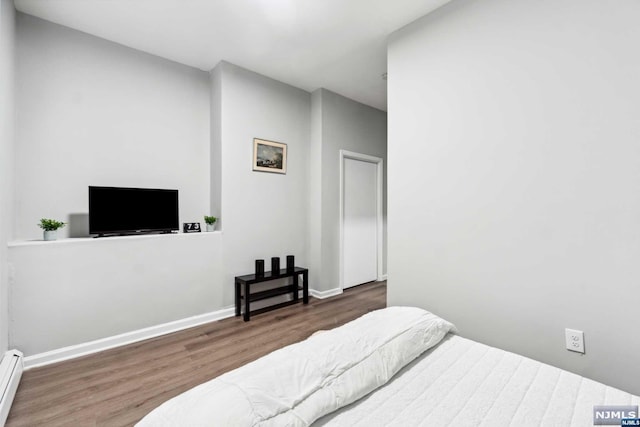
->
[137,307,639,426]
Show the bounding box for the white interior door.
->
[343,157,378,289]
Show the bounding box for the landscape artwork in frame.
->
[253,138,287,174]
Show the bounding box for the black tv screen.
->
[89,186,179,235]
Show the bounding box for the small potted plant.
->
[204,216,217,232]
[38,218,66,241]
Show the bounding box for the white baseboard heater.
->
[0,350,23,426]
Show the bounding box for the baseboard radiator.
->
[0,350,23,426]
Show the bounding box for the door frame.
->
[339,150,384,291]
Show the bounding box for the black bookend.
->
[271,257,280,275]
[255,259,264,276]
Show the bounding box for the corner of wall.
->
[210,63,222,228]
[0,0,17,354]
[308,89,324,292]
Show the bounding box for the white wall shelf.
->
[8,231,222,247]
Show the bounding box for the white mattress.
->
[315,334,640,426]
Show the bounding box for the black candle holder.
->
[286,255,295,272]
[255,259,264,276]
[271,257,280,275]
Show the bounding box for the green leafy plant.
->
[38,218,66,231]
[204,216,218,225]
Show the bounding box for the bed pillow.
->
[137,306,456,427]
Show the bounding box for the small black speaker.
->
[255,259,264,276]
[286,255,295,272]
[271,257,280,275]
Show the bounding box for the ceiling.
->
[14,0,450,111]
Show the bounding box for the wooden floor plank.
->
[7,281,386,427]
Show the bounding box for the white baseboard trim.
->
[309,287,343,299]
[24,306,236,370]
[23,287,349,369]
[378,274,388,281]
[0,350,23,425]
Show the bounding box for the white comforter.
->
[316,334,640,426]
[137,307,455,426]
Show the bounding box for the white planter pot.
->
[206,223,216,232]
[43,230,57,241]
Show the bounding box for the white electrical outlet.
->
[565,328,585,353]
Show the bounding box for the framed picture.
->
[253,138,287,174]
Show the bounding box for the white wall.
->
[15,14,210,240]
[311,89,387,292]
[215,61,311,304]
[0,0,16,353]
[9,233,223,355]
[9,14,217,357]
[388,0,640,395]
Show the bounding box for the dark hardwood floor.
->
[7,281,386,426]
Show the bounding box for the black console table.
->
[235,267,309,321]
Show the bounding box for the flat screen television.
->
[89,186,179,236]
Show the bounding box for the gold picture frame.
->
[252,138,287,174]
